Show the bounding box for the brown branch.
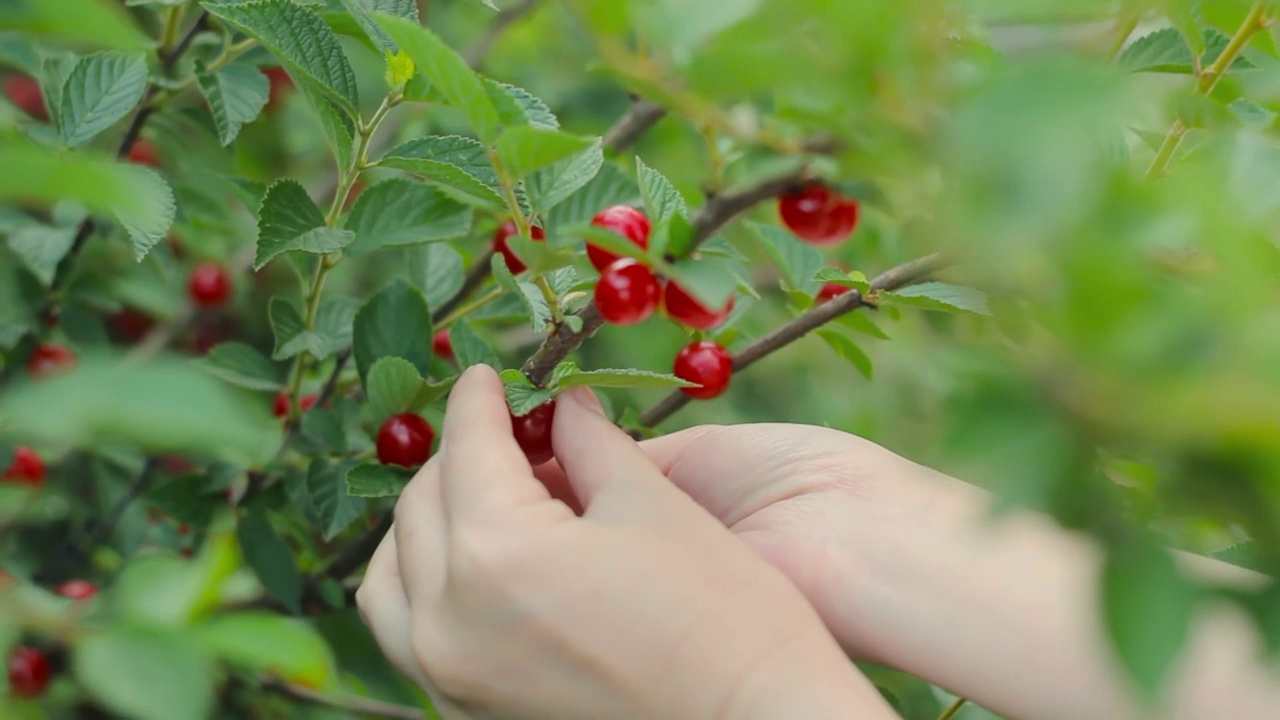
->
[260,677,424,720]
[602,99,666,153]
[463,0,543,69]
[635,252,953,429]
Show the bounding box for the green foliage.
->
[353,279,434,384]
[196,62,270,146]
[57,51,148,147]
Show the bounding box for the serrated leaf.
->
[882,282,990,316]
[58,51,147,146]
[449,319,502,370]
[1208,541,1266,573]
[1120,27,1256,74]
[196,61,270,146]
[236,508,302,614]
[268,296,357,361]
[817,330,873,381]
[1163,0,1203,59]
[379,135,504,208]
[500,370,556,416]
[496,126,596,180]
[345,178,471,255]
[412,376,457,408]
[306,459,364,541]
[491,253,550,331]
[751,222,822,293]
[365,356,425,424]
[637,156,687,223]
[375,14,501,142]
[507,235,575,274]
[74,626,215,720]
[1,0,149,51]
[204,0,359,116]
[485,79,558,130]
[660,212,697,258]
[669,254,739,309]
[565,223,654,264]
[254,180,352,269]
[337,0,418,53]
[6,224,76,286]
[1103,539,1196,696]
[411,242,464,310]
[546,162,641,233]
[294,74,354,171]
[353,279,434,384]
[554,365,696,389]
[812,267,871,293]
[526,140,603,214]
[345,462,412,498]
[195,613,336,689]
[198,342,287,391]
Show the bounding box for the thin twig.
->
[634,253,952,430]
[463,0,542,69]
[260,677,425,720]
[602,99,666,153]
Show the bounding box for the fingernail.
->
[564,386,605,416]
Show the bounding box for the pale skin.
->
[358,364,1280,719]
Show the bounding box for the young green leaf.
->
[365,356,426,424]
[352,279,434,384]
[880,282,991,316]
[1103,539,1197,697]
[235,508,302,614]
[344,178,472,255]
[449,319,502,370]
[195,61,270,146]
[197,342,287,391]
[1162,0,1204,60]
[194,613,337,690]
[526,141,603,215]
[499,369,556,416]
[378,136,504,209]
[345,462,413,498]
[375,15,501,142]
[554,366,697,389]
[255,179,354,269]
[817,329,873,381]
[306,459,364,541]
[495,127,596,180]
[637,156,688,223]
[204,0,360,116]
[751,222,822,293]
[57,51,148,147]
[74,626,216,720]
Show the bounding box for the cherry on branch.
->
[262,66,294,111]
[188,261,233,309]
[817,282,851,303]
[377,413,436,468]
[27,343,75,380]
[433,329,454,362]
[7,645,51,699]
[595,259,660,325]
[778,183,859,245]
[587,205,651,271]
[56,579,98,600]
[493,220,546,274]
[4,74,48,121]
[674,341,734,399]
[126,138,160,168]
[664,281,734,330]
[4,447,46,487]
[511,400,556,466]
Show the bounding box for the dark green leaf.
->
[379,135,504,209]
[74,626,216,720]
[195,61,269,146]
[881,282,991,316]
[449,319,502,370]
[352,279,434,384]
[817,329,873,380]
[237,508,302,614]
[57,51,148,146]
[545,162,640,232]
[345,462,412,498]
[1103,539,1197,697]
[345,178,471,255]
[197,342,287,391]
[365,356,426,424]
[1209,542,1267,573]
[255,179,353,269]
[307,459,364,541]
[496,126,596,180]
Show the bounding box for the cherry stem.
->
[937,696,968,720]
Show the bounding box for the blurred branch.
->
[633,252,952,431]
[260,677,425,720]
[602,99,666,153]
[520,163,817,384]
[463,0,542,69]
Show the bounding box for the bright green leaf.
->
[496,126,596,180]
[485,79,558,130]
[500,369,555,416]
[196,612,337,689]
[554,364,696,390]
[817,329,873,380]
[379,135,505,209]
[344,178,472,255]
[812,267,871,293]
[491,253,550,331]
[546,162,640,232]
[0,0,148,51]
[6,224,76,286]
[752,222,822,293]
[336,0,418,53]
[74,626,216,720]
[669,254,739,309]
[197,342,287,392]
[637,156,687,223]
[365,356,426,424]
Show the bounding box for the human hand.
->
[356,366,897,720]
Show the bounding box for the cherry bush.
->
[3,0,1280,718]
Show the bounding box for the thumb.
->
[552,386,677,515]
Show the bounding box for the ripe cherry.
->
[4,447,45,487]
[109,307,156,344]
[126,138,160,167]
[674,341,734,400]
[587,205,651,271]
[511,400,556,466]
[778,184,859,245]
[376,413,435,468]
[56,579,98,600]
[816,282,851,303]
[7,645,50,699]
[262,66,294,111]
[4,75,47,121]
[433,329,454,362]
[188,261,233,309]
[664,281,734,330]
[594,259,660,325]
[272,392,291,418]
[27,343,75,379]
[492,220,545,274]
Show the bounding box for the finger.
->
[636,424,723,475]
[392,453,448,606]
[439,364,553,519]
[530,460,584,515]
[355,525,430,688]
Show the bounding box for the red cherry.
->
[187,261,233,309]
[56,579,98,600]
[272,392,291,418]
[433,329,454,362]
[674,341,733,400]
[5,75,47,121]
[158,455,194,475]
[594,259,660,325]
[299,394,319,412]
[7,646,50,699]
[109,307,156,344]
[493,220,546,274]
[511,400,556,466]
[126,138,160,167]
[376,413,435,468]
[26,343,75,379]
[4,447,45,487]
[778,184,859,245]
[663,281,734,330]
[262,66,294,111]
[587,205,651,271]
[816,282,851,303]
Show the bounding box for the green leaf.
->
[353,279,434,385]
[0,0,148,51]
[636,156,687,223]
[255,179,353,269]
[881,282,991,316]
[485,79,558,130]
[751,222,822,293]
[449,319,502,370]
[74,626,216,720]
[812,267,871,293]
[1163,0,1204,59]
[496,126,596,180]
[659,211,697,258]
[835,310,891,340]
[526,140,603,215]
[307,459,364,541]
[197,342,287,392]
[294,74,354,171]
[491,253,550,331]
[365,356,426,424]
[204,0,359,117]
[0,355,276,466]
[499,369,556,416]
[336,0,418,53]
[817,330,873,381]
[1120,27,1256,74]
[375,14,501,142]
[669,254,739,309]
[411,242,464,310]
[344,178,471,256]
[268,296,357,361]
[6,224,76,286]
[413,376,458,409]
[506,234,576,274]
[1103,539,1197,697]
[195,613,337,689]
[236,508,302,615]
[546,162,641,232]
[196,61,270,146]
[564,223,653,264]
[345,462,412,498]
[1208,541,1267,573]
[554,364,696,389]
[57,51,147,146]
[379,135,504,209]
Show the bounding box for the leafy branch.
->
[634,252,952,430]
